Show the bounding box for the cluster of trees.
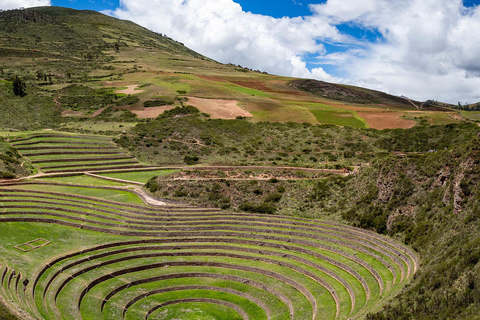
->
[456,102,480,111]
[12,75,26,97]
[36,70,53,83]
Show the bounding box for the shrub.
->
[184,155,199,165]
[12,75,26,97]
[239,202,276,214]
[0,171,16,179]
[145,177,160,192]
[143,99,174,107]
[265,192,282,203]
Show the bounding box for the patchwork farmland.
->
[0,132,418,320]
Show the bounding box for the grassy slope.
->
[0,138,33,178]
[0,7,463,132]
[116,107,383,169]
[314,128,480,319]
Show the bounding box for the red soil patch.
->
[357,112,416,130]
[187,97,253,119]
[230,80,271,92]
[132,106,175,119]
[198,75,228,82]
[230,79,305,96]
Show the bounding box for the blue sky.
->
[7,0,480,102]
[52,0,322,17]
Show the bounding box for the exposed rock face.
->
[377,174,396,204]
[434,167,451,188]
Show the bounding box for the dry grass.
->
[131,106,175,119]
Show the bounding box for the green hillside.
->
[0,6,479,320]
[0,7,467,131]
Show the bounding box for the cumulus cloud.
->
[106,0,480,103]
[0,0,50,10]
[107,0,345,82]
[318,0,480,103]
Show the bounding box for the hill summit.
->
[0,6,464,130]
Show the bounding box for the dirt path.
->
[407,99,420,110]
[133,187,167,206]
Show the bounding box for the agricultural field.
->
[0,131,419,320]
[1,6,480,320]
[6,132,152,174]
[0,6,469,135]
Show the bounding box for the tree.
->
[12,75,26,97]
[36,70,45,81]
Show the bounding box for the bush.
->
[239,202,276,214]
[265,192,282,203]
[161,105,199,118]
[145,177,160,192]
[0,171,16,179]
[184,155,199,165]
[143,99,174,107]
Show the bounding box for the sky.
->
[2,0,480,104]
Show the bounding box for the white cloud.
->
[310,0,385,22]
[108,0,345,82]
[0,0,50,10]
[321,0,480,103]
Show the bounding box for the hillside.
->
[0,6,469,131]
[0,6,479,320]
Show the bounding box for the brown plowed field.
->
[187,97,253,119]
[357,112,416,129]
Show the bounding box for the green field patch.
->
[41,163,142,173]
[151,76,192,93]
[105,277,288,320]
[37,175,129,187]
[28,154,132,161]
[460,110,480,121]
[61,121,138,133]
[7,185,144,205]
[310,109,367,128]
[0,222,126,275]
[15,143,114,150]
[37,158,138,168]
[6,132,112,142]
[97,169,178,183]
[22,148,123,155]
[145,301,244,320]
[222,83,273,98]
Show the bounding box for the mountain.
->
[0,7,479,320]
[0,6,466,131]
